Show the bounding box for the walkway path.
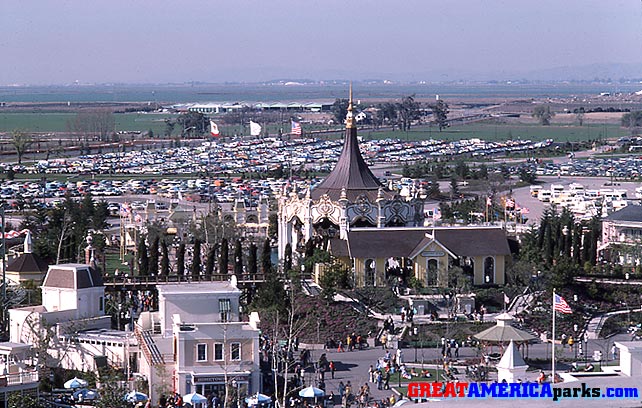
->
[585,309,634,339]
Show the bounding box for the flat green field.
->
[357,122,628,142]
[0,112,629,143]
[0,112,175,134]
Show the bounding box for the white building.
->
[0,342,39,407]
[9,264,136,373]
[135,280,261,404]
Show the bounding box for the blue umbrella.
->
[64,377,88,389]
[245,393,271,406]
[125,391,148,403]
[298,386,325,398]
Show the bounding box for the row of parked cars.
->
[2,134,553,178]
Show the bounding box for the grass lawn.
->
[0,112,176,134]
[1,113,629,144]
[359,123,628,142]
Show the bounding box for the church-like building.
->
[277,88,511,288]
[278,88,425,254]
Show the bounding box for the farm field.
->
[0,112,175,134]
[0,112,631,144]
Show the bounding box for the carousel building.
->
[277,88,425,257]
[277,89,511,288]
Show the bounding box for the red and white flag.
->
[505,198,515,208]
[4,229,30,239]
[486,197,492,207]
[554,293,572,314]
[291,121,302,135]
[210,120,220,137]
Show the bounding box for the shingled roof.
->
[604,204,642,223]
[7,253,48,274]
[42,264,104,290]
[345,227,511,259]
[311,88,388,201]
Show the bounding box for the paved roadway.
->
[302,332,638,406]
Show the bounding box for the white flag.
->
[210,120,220,137]
[250,121,262,136]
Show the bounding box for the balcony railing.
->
[0,370,39,387]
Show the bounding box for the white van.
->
[538,190,552,202]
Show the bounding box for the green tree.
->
[177,243,185,276]
[176,111,208,137]
[575,107,585,126]
[248,243,258,277]
[219,238,229,274]
[234,239,243,275]
[331,98,349,125]
[8,392,40,408]
[164,118,176,137]
[137,237,149,276]
[532,105,555,125]
[160,239,170,275]
[377,102,399,130]
[449,176,459,197]
[261,238,272,275]
[430,99,449,131]
[398,94,421,131]
[621,111,642,132]
[149,237,159,276]
[191,238,202,277]
[519,168,537,184]
[284,243,293,273]
[205,243,217,278]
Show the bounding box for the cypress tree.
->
[219,238,229,274]
[261,238,272,275]
[192,238,202,278]
[284,243,293,273]
[248,243,258,277]
[177,243,185,276]
[234,239,243,276]
[160,239,170,276]
[137,237,149,276]
[149,237,159,276]
[205,244,217,279]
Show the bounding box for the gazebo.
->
[474,312,537,358]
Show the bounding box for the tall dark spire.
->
[311,86,383,201]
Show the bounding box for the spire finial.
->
[346,82,355,129]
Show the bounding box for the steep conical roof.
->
[311,86,383,201]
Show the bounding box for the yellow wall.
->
[413,242,450,287]
[472,255,506,285]
[354,257,387,287]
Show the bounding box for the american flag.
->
[554,294,572,314]
[119,203,131,217]
[291,121,302,135]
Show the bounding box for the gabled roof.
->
[7,253,48,273]
[604,204,642,223]
[435,228,511,257]
[347,229,427,258]
[344,227,511,259]
[42,264,104,290]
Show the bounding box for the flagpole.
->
[552,289,556,383]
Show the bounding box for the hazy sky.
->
[2,0,642,84]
